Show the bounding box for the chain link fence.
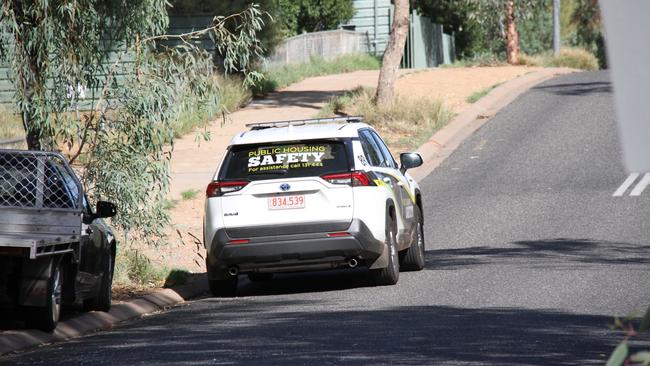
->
[0,150,82,210]
[265,29,370,69]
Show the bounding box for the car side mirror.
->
[96,201,117,219]
[400,152,423,173]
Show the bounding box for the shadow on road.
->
[424,238,650,271]
[532,81,612,96]
[236,268,375,297]
[3,300,641,366]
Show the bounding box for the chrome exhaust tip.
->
[228,266,239,276]
[347,258,358,268]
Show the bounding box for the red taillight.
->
[228,239,250,244]
[351,171,371,186]
[327,232,351,237]
[321,171,372,186]
[206,180,249,197]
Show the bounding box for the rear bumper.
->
[206,219,384,279]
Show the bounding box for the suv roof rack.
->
[245,116,363,130]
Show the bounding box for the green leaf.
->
[640,306,650,332]
[1,1,266,248]
[630,352,650,366]
[613,317,624,330]
[606,342,629,366]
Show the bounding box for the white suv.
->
[203,117,425,296]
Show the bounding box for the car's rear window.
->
[219,140,350,181]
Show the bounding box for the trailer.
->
[0,150,117,332]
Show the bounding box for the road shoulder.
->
[0,274,206,356]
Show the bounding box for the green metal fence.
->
[401,10,455,69]
[0,16,214,110]
[348,0,392,55]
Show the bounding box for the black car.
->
[0,149,117,331]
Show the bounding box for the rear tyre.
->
[248,273,274,282]
[399,207,425,271]
[206,257,238,297]
[208,276,238,297]
[370,215,399,286]
[84,252,114,312]
[25,262,62,332]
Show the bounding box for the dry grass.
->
[0,106,24,140]
[519,47,599,71]
[254,54,381,96]
[319,87,453,153]
[441,53,508,68]
[171,74,251,138]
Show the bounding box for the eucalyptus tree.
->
[0,1,267,245]
[466,0,546,64]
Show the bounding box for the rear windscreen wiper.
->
[249,169,289,175]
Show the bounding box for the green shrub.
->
[163,269,192,287]
[113,249,169,287]
[161,199,178,210]
[254,53,381,95]
[113,248,193,289]
[180,189,199,200]
[466,85,494,104]
[319,87,453,151]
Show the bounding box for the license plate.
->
[268,195,305,210]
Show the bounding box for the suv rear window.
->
[219,140,350,181]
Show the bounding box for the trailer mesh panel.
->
[0,150,82,210]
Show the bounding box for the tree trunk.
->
[18,65,42,150]
[505,0,519,65]
[22,112,42,151]
[13,13,43,151]
[375,0,410,105]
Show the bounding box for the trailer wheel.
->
[26,263,62,332]
[84,252,113,312]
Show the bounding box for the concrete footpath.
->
[0,67,575,356]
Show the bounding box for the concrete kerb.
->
[409,67,577,183]
[0,67,575,358]
[0,275,209,356]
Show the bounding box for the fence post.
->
[304,34,308,63]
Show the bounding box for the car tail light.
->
[327,232,351,237]
[206,180,249,197]
[228,239,250,244]
[321,171,373,187]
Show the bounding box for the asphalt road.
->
[3,71,649,365]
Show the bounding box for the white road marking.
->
[630,173,650,196]
[613,173,639,196]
